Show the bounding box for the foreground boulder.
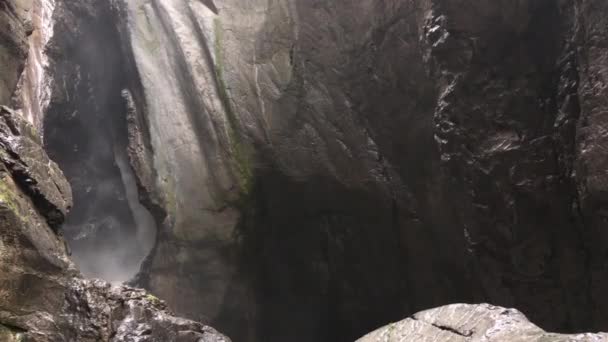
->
[0,106,229,342]
[358,304,608,342]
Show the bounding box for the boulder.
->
[358,304,608,342]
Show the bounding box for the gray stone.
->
[0,0,31,105]
[7,0,608,341]
[0,105,72,228]
[0,108,229,340]
[358,304,608,342]
[97,0,608,340]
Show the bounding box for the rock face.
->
[0,3,228,341]
[0,106,229,342]
[5,0,608,342]
[358,304,608,342]
[42,0,156,282]
[106,0,608,341]
[0,0,31,105]
[64,0,608,341]
[0,0,55,130]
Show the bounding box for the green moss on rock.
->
[213,18,254,198]
[0,176,25,220]
[145,293,162,305]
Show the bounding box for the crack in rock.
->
[430,323,473,337]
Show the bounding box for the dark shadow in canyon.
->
[43,1,156,283]
[34,0,608,341]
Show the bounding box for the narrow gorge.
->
[2,0,608,341]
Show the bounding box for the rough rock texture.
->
[7,0,608,342]
[0,4,228,339]
[0,105,230,342]
[358,304,608,342]
[61,279,229,342]
[0,0,31,106]
[0,106,71,227]
[0,0,55,128]
[107,0,608,341]
[11,0,55,130]
[0,108,75,340]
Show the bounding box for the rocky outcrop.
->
[0,105,229,341]
[0,107,74,339]
[0,106,71,228]
[357,304,608,342]
[11,0,55,130]
[62,279,229,342]
[0,2,228,338]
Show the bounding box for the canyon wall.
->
[0,1,228,341]
[3,0,608,342]
[114,0,608,341]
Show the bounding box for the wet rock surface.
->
[0,106,71,228]
[4,0,608,342]
[0,105,229,341]
[358,304,608,342]
[115,0,608,341]
[62,279,229,342]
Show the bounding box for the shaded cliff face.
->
[109,0,608,341]
[43,0,156,283]
[358,304,608,342]
[0,106,229,342]
[5,0,608,342]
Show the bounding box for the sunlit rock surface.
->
[12,0,55,131]
[358,304,608,342]
[0,0,55,129]
[0,0,31,105]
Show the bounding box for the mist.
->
[42,0,157,283]
[62,142,157,284]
